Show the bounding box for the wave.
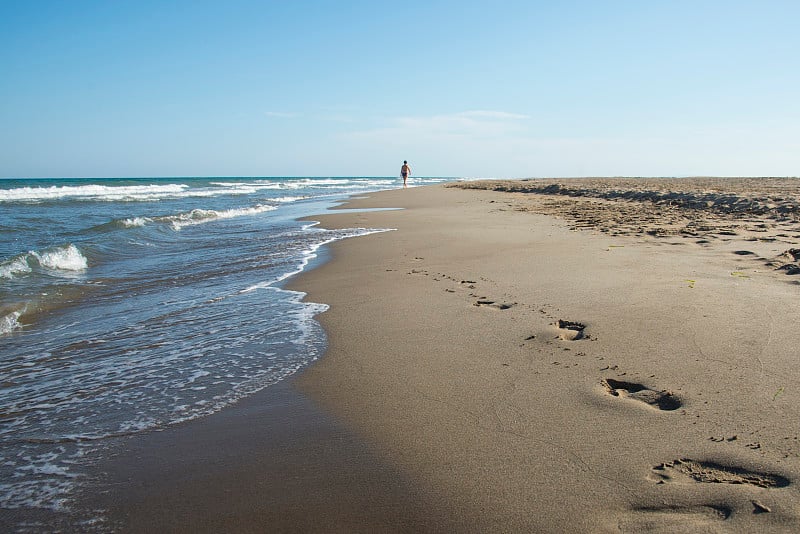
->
[0,256,32,279]
[264,195,310,203]
[120,217,150,228]
[0,184,189,203]
[0,244,89,335]
[210,181,283,190]
[279,178,396,190]
[86,205,277,233]
[33,244,89,271]
[212,178,398,191]
[1,244,89,280]
[0,178,414,204]
[0,182,288,203]
[0,307,24,336]
[157,204,278,230]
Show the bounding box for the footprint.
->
[770,249,800,275]
[602,378,682,411]
[649,459,791,488]
[555,319,587,340]
[473,299,515,310]
[619,505,731,533]
[752,500,772,514]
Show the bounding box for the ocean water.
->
[0,176,449,520]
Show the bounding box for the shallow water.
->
[0,176,449,518]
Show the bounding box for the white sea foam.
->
[120,217,150,228]
[0,178,418,204]
[1,245,88,280]
[0,176,455,523]
[209,181,282,190]
[0,478,74,510]
[1,309,24,335]
[0,444,89,510]
[162,205,277,230]
[294,178,355,186]
[0,182,291,203]
[0,256,32,279]
[1,177,443,204]
[0,184,189,202]
[267,196,309,203]
[274,179,358,190]
[32,244,88,271]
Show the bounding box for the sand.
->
[290,179,800,532]
[75,178,800,532]
[77,381,468,533]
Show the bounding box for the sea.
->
[0,175,451,526]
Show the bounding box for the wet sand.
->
[76,178,800,532]
[78,381,470,533]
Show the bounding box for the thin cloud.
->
[368,110,532,138]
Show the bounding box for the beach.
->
[5,1,799,530]
[289,179,800,532]
[0,177,452,531]
[73,178,800,532]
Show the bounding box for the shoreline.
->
[62,179,800,532]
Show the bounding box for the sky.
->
[1,0,798,178]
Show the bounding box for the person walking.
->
[400,160,411,187]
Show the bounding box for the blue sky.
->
[1,1,798,178]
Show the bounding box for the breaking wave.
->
[0,178,432,204]
[158,205,277,230]
[0,184,189,203]
[0,244,88,280]
[33,244,89,271]
[0,256,33,279]
[0,307,24,336]
[120,217,150,228]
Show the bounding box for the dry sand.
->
[290,179,800,532]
